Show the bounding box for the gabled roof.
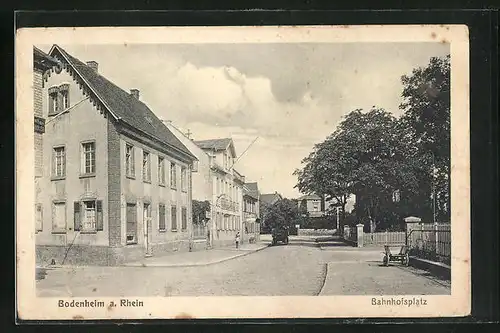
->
[297,194,322,201]
[48,44,195,160]
[244,182,259,200]
[194,138,236,157]
[34,46,60,71]
[260,192,282,206]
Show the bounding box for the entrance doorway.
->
[143,203,152,257]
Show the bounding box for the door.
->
[143,203,152,256]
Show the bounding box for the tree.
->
[295,107,408,232]
[192,200,211,225]
[262,198,301,230]
[399,55,451,222]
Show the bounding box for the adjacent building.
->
[243,182,260,242]
[165,123,248,248]
[35,44,197,266]
[194,138,245,248]
[297,194,325,217]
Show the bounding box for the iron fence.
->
[406,225,451,266]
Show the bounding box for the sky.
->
[39,42,449,199]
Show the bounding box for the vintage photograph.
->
[17,26,470,319]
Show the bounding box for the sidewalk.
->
[122,243,268,268]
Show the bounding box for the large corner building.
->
[34,45,197,266]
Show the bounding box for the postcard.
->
[16,25,470,320]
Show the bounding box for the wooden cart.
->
[382,245,409,266]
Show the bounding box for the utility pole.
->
[229,137,259,171]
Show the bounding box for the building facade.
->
[165,125,247,248]
[35,45,197,266]
[297,194,325,217]
[34,47,61,242]
[194,138,245,248]
[243,182,260,242]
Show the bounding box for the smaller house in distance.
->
[297,194,324,217]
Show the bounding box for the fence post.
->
[344,225,349,240]
[385,230,388,244]
[356,224,364,248]
[404,216,421,246]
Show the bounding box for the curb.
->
[408,256,451,280]
[316,263,329,296]
[123,245,269,268]
[38,245,269,269]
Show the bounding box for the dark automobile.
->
[271,226,289,245]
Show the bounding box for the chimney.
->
[86,61,98,72]
[130,89,140,100]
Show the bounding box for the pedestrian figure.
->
[235,232,240,249]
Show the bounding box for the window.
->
[142,151,151,182]
[159,204,166,231]
[158,157,165,185]
[52,201,66,232]
[170,162,177,189]
[181,166,187,191]
[74,200,103,232]
[35,204,43,232]
[125,144,135,178]
[60,90,69,110]
[171,205,177,230]
[181,207,187,230]
[81,142,96,175]
[52,146,66,178]
[126,203,137,244]
[48,88,59,116]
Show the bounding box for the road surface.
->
[37,237,450,297]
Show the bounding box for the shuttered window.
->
[52,201,66,232]
[73,200,103,232]
[159,204,166,231]
[171,205,177,231]
[125,144,135,178]
[181,207,187,230]
[126,203,137,244]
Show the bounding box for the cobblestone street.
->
[37,238,450,297]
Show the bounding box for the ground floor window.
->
[159,204,166,231]
[74,200,103,232]
[181,207,187,230]
[126,203,137,244]
[52,201,66,232]
[171,205,177,231]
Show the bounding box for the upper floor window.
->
[48,87,59,116]
[170,162,177,189]
[81,142,96,175]
[48,84,70,116]
[158,156,165,185]
[59,84,70,110]
[181,166,187,192]
[142,151,151,182]
[52,146,66,178]
[125,144,135,178]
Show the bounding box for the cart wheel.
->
[383,255,389,266]
[402,254,409,266]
